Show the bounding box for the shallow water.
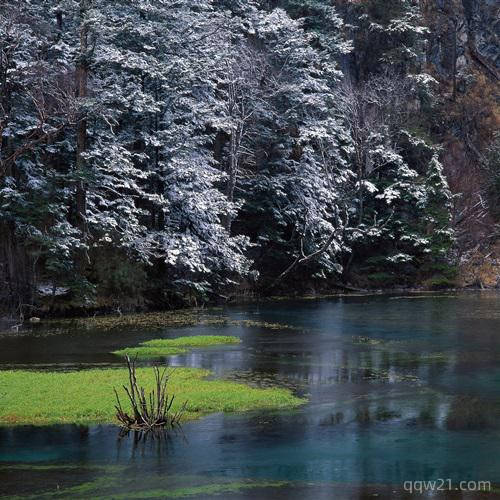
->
[1,292,499,498]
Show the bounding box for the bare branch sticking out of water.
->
[114,356,187,432]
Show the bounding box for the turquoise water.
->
[1,292,499,498]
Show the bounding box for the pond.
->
[1,292,499,498]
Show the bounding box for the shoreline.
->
[1,287,498,325]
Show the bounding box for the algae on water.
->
[112,335,241,358]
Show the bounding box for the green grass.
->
[112,335,241,358]
[0,366,304,426]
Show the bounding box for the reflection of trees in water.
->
[116,426,187,461]
[446,396,498,431]
[317,392,500,432]
[319,411,345,426]
[317,392,439,429]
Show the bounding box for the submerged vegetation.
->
[48,310,227,331]
[43,311,298,334]
[0,366,304,426]
[352,336,450,365]
[112,336,241,358]
[1,294,500,498]
[0,465,291,500]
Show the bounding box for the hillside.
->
[0,0,498,316]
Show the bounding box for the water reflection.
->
[1,292,499,498]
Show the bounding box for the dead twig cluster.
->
[114,356,186,432]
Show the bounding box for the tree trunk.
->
[75,0,89,264]
[0,222,32,315]
[451,17,458,101]
[224,132,238,233]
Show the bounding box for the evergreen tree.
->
[0,0,459,314]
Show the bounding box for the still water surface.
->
[1,292,499,498]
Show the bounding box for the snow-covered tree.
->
[223,8,354,288]
[0,0,459,313]
[90,0,251,302]
[0,1,85,309]
[335,73,454,286]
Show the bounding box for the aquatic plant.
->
[48,310,226,331]
[113,335,241,358]
[114,357,186,432]
[352,336,384,346]
[228,319,299,330]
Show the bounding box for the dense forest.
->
[0,0,498,315]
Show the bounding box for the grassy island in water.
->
[0,335,304,426]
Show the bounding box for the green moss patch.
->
[0,366,304,426]
[112,335,240,358]
[1,476,290,500]
[96,480,290,500]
